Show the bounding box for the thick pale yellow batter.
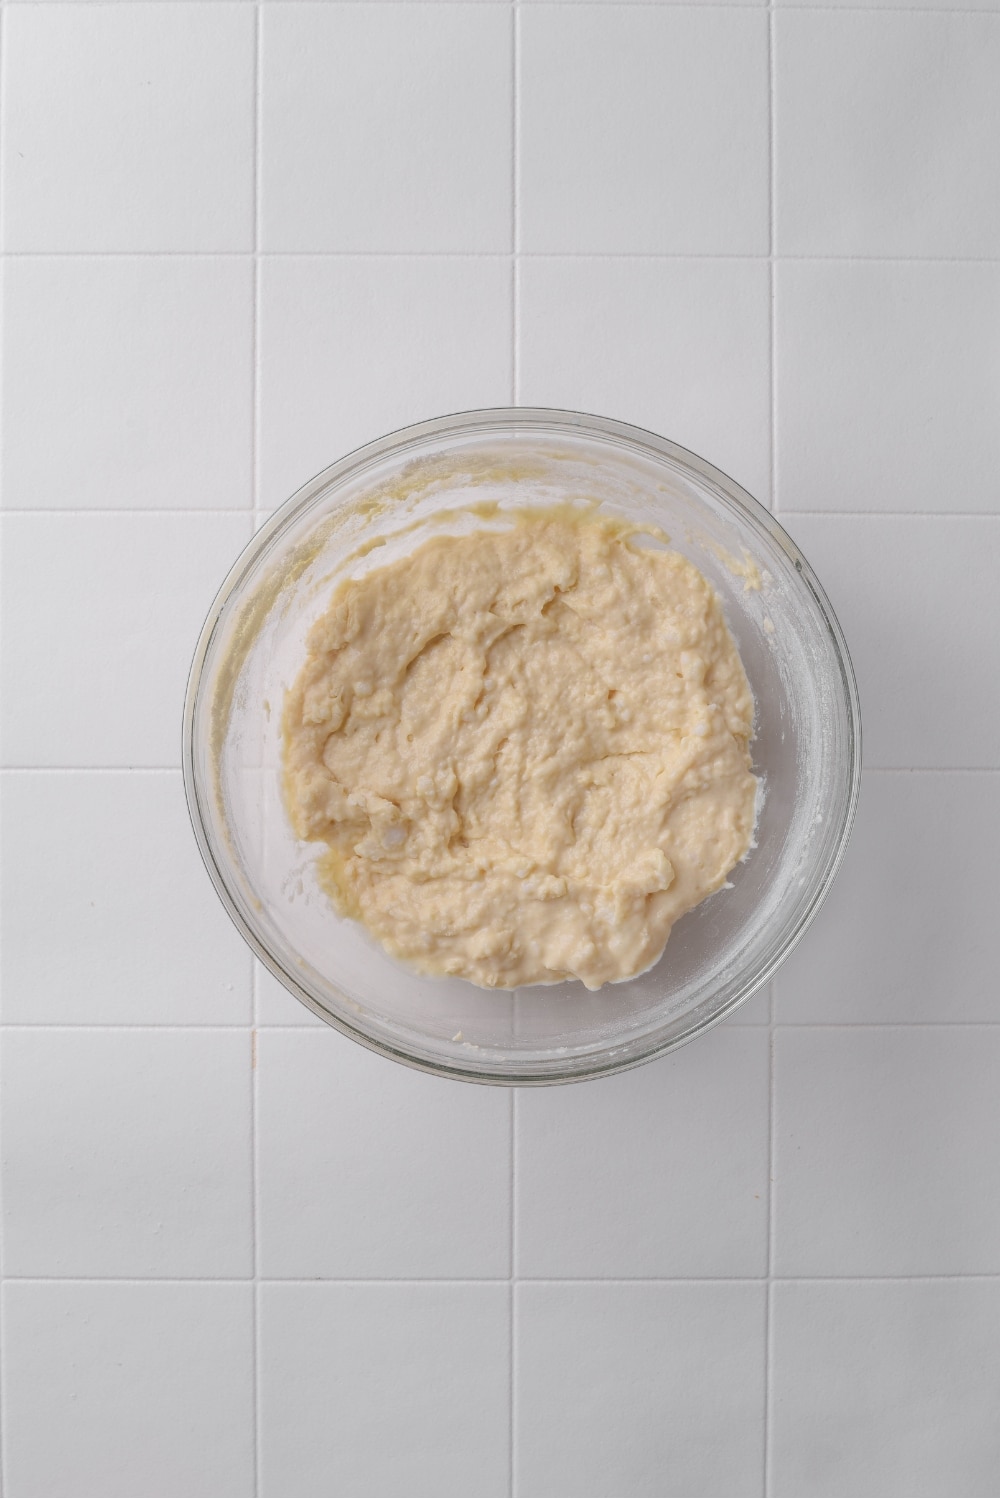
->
[283,511,757,990]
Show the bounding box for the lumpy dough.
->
[283,511,758,990]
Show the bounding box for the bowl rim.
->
[182,406,862,1085]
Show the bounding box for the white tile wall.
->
[1,772,251,1024]
[259,255,512,509]
[1,512,252,767]
[256,1030,511,1279]
[2,1030,253,1278]
[2,257,254,511]
[775,261,1000,513]
[519,257,772,504]
[775,772,1000,1023]
[2,4,255,252]
[516,1027,769,1279]
[769,1282,1000,1499]
[259,4,512,254]
[772,1028,1000,1277]
[780,515,1000,770]
[518,7,769,254]
[1,0,998,1496]
[774,12,1000,258]
[516,1283,767,1498]
[259,1284,509,1498]
[3,1283,255,1498]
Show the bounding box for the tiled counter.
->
[2,2,998,1494]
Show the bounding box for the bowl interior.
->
[185,411,859,1082]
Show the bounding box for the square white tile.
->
[2,3,254,252]
[775,772,1000,1024]
[516,1283,766,1498]
[775,11,1000,257]
[1,771,251,1025]
[0,512,251,767]
[2,257,253,510]
[2,1030,252,1276]
[255,960,323,1026]
[518,7,768,254]
[258,256,512,508]
[256,1029,510,1278]
[780,516,1000,770]
[3,1282,254,1499]
[519,257,771,504]
[773,1027,1000,1275]
[260,4,511,252]
[776,262,1000,514]
[770,1282,1000,1498]
[516,1026,769,1278]
[259,1284,509,1498]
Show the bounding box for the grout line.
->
[766,254,1000,265]
[0,250,510,259]
[3,250,1000,263]
[0,0,6,256]
[0,508,256,517]
[17,768,983,780]
[253,0,267,1484]
[765,1275,776,1493]
[779,510,1000,519]
[508,1,1000,8]
[0,32,8,1500]
[5,0,998,9]
[0,768,1000,780]
[511,257,518,408]
[0,1032,5,1500]
[249,1011,260,1500]
[485,1274,1000,1285]
[768,0,778,520]
[509,1091,517,1499]
[252,1101,262,1500]
[253,5,263,521]
[0,1024,259,1032]
[512,0,520,412]
[0,510,257,516]
[0,508,259,517]
[765,1028,777,1496]
[516,251,1000,262]
[764,4,776,1484]
[538,1274,1000,1284]
[3,760,180,771]
[2,1276,523,1286]
[4,1019,1000,1031]
[3,504,993,520]
[861,766,1000,775]
[4,1278,275,1287]
[5,1272,1000,1285]
[0,1,785,6]
[511,1,992,8]
[771,1021,1000,1030]
[510,10,518,1487]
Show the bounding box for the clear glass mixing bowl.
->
[183,409,861,1084]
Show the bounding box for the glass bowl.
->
[183,409,861,1085]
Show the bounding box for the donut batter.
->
[283,511,757,990]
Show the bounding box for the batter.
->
[283,511,758,990]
